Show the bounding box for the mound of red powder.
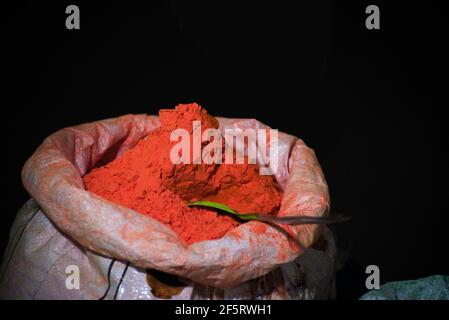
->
[83,103,282,244]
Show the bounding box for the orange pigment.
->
[83,103,282,244]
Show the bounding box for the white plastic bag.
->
[0,114,335,299]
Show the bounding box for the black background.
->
[4,1,448,300]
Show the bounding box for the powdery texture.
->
[83,103,282,244]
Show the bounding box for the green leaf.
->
[188,200,237,213]
[188,201,258,221]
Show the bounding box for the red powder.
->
[83,103,282,244]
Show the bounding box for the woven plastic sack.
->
[0,114,334,299]
[360,275,449,300]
